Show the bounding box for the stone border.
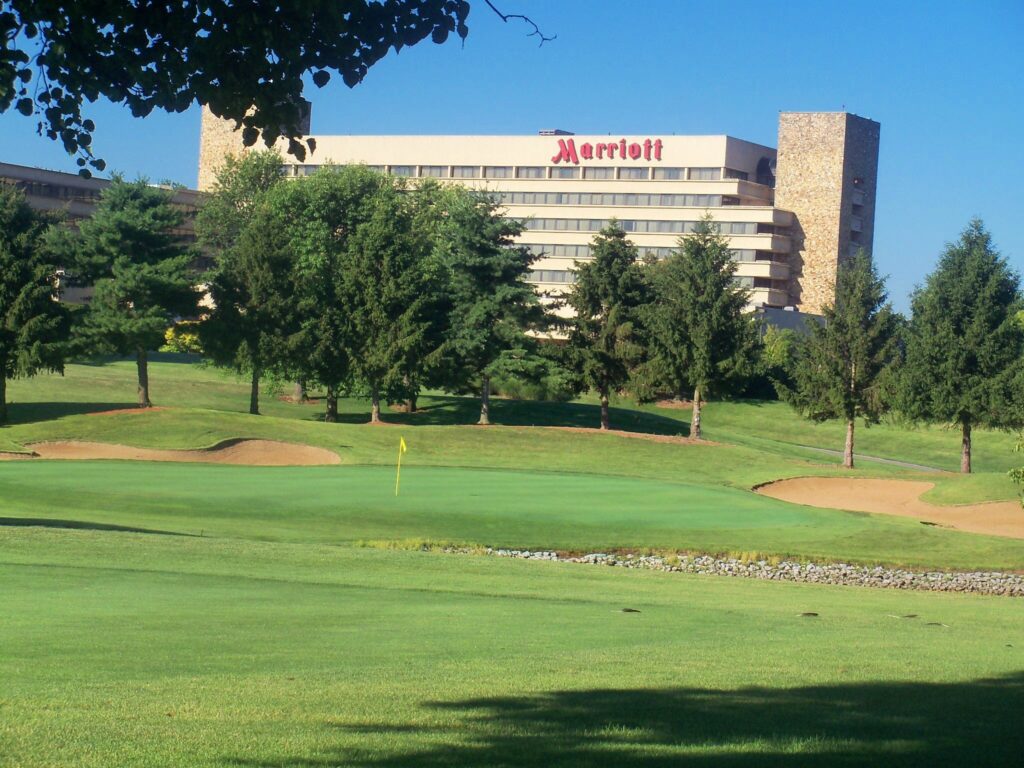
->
[483,549,1024,597]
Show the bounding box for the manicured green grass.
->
[2,460,1023,570]
[2,527,1023,768]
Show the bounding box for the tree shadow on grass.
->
[1,401,138,426]
[228,673,1024,767]
[0,517,193,536]
[326,397,690,436]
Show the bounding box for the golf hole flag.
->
[395,436,407,496]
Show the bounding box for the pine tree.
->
[566,223,647,431]
[898,219,1024,473]
[785,251,901,468]
[197,151,291,415]
[645,216,757,440]
[339,177,435,423]
[434,186,546,425]
[0,187,69,423]
[74,178,199,407]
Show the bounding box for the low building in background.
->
[0,161,203,303]
[199,109,880,319]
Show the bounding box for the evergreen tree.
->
[73,178,199,407]
[197,151,291,415]
[566,223,647,431]
[338,177,435,423]
[898,219,1024,473]
[434,186,546,425]
[645,217,757,440]
[785,251,901,469]
[0,187,69,423]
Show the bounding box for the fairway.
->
[3,528,1023,767]
[2,360,1023,766]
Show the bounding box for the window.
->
[388,165,414,177]
[452,165,481,178]
[721,222,757,235]
[689,168,721,180]
[550,167,581,179]
[516,166,546,178]
[296,165,319,176]
[366,165,386,173]
[731,249,757,262]
[484,166,513,178]
[653,167,685,180]
[528,270,576,284]
[723,168,749,181]
[583,167,614,179]
[419,165,447,178]
[618,167,648,180]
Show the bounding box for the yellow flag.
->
[395,436,407,496]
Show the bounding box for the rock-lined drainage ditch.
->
[476,549,1024,597]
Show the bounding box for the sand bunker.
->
[87,407,168,417]
[758,477,1024,539]
[21,439,340,466]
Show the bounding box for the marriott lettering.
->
[551,138,664,165]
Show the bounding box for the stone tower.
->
[197,102,312,191]
[773,112,880,314]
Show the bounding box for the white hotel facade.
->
[199,110,880,316]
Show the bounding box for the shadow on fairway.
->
[229,673,1024,767]
[328,397,691,436]
[2,401,138,425]
[0,517,193,536]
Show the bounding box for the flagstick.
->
[395,439,404,496]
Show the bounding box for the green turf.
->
[2,460,1022,570]
[2,527,1023,768]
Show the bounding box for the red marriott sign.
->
[551,138,663,164]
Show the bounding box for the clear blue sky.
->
[2,0,1022,312]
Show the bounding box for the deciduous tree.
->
[197,151,291,415]
[0,186,68,423]
[73,178,199,407]
[566,223,647,431]
[784,251,901,468]
[898,219,1024,473]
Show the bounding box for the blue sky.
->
[2,0,1022,311]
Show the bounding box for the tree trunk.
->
[136,348,151,408]
[844,419,855,469]
[691,386,702,440]
[405,392,417,414]
[478,375,491,425]
[0,374,7,425]
[370,387,381,424]
[599,385,610,431]
[249,367,260,415]
[961,418,972,474]
[325,386,338,423]
[674,383,686,403]
[293,380,307,403]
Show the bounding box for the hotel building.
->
[198,110,880,315]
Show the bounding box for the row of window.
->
[525,272,785,293]
[524,218,766,235]
[523,244,783,263]
[5,179,102,202]
[285,164,747,181]
[497,191,740,208]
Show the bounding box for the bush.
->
[162,321,203,354]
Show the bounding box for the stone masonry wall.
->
[774,112,880,315]
[197,107,250,192]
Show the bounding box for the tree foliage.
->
[0,185,68,423]
[197,151,291,415]
[644,217,757,439]
[784,250,901,468]
[566,223,648,430]
[431,185,545,424]
[898,219,1024,473]
[0,1,476,174]
[71,178,199,407]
